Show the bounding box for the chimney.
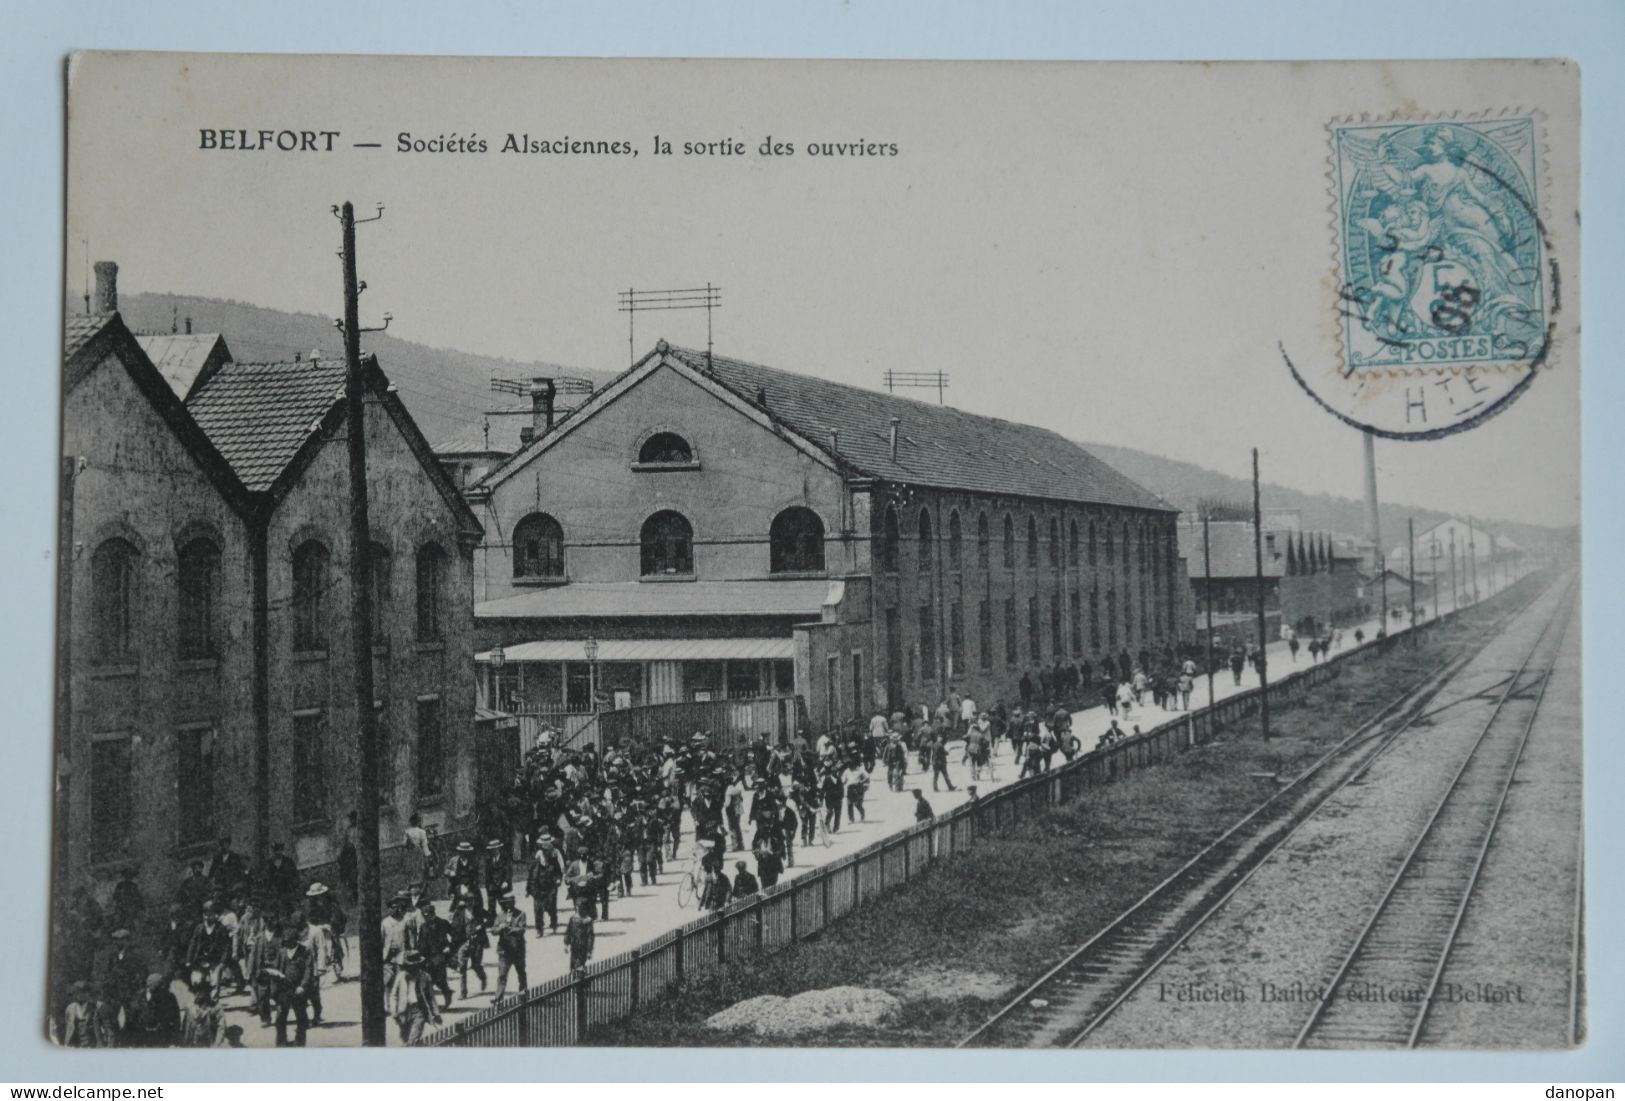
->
[93,261,118,314]
[831,429,839,454]
[184,317,193,335]
[756,385,768,407]
[531,379,557,433]
[889,416,901,462]
[519,426,535,446]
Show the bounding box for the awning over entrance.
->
[476,637,796,663]
[475,579,833,619]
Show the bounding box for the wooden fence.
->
[421,581,1527,1047]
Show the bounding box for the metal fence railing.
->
[421,578,1534,1047]
[595,695,801,755]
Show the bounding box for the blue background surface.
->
[2,0,1619,1082]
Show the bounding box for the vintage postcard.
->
[53,53,1580,1050]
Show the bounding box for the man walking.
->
[563,898,596,973]
[492,894,528,1000]
[526,833,564,936]
[267,923,311,1047]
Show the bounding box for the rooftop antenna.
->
[883,369,951,405]
[617,284,722,368]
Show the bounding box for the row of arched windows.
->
[89,533,450,664]
[879,503,1176,580]
[510,506,828,580]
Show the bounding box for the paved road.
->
[223,571,1527,1045]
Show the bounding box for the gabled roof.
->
[480,342,1174,512]
[136,332,231,401]
[186,354,483,535]
[187,359,348,492]
[63,312,255,519]
[665,345,1172,511]
[65,313,112,362]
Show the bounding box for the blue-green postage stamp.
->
[1333,116,1547,376]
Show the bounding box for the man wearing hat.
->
[262,841,300,913]
[388,949,438,1044]
[126,972,181,1047]
[562,897,595,972]
[447,840,480,914]
[185,900,232,994]
[61,980,109,1047]
[380,893,412,993]
[449,892,488,1000]
[492,893,528,1000]
[98,928,147,1014]
[175,859,211,919]
[481,838,511,917]
[525,833,565,936]
[266,922,313,1046]
[207,835,249,902]
[731,859,759,899]
[415,899,455,1009]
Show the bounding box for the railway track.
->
[957,577,1551,1050]
[1295,576,1575,1048]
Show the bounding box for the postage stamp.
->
[1289,113,1557,440]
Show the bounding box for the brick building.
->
[58,263,483,905]
[1179,519,1365,648]
[468,341,1186,734]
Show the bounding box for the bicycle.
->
[676,857,705,909]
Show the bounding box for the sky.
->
[65,53,1581,528]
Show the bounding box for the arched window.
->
[641,511,694,576]
[291,540,330,651]
[1088,519,1097,566]
[92,538,139,664]
[948,510,963,572]
[1026,515,1040,568]
[177,537,220,659]
[881,506,901,574]
[1104,524,1114,566]
[1002,514,1015,568]
[637,432,693,464]
[1049,517,1061,569]
[977,512,990,569]
[416,542,448,641]
[1069,520,1080,568]
[917,507,934,574]
[1123,522,1133,569]
[513,512,566,579]
[770,507,825,573]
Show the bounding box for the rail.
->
[420,577,1534,1046]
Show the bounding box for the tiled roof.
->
[186,359,346,491]
[64,313,113,362]
[136,333,229,400]
[1177,520,1288,579]
[662,345,1173,512]
[477,579,834,620]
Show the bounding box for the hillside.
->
[111,294,1559,553]
[119,293,618,451]
[1076,441,1557,555]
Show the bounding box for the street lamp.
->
[584,637,600,711]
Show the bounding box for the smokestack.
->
[93,261,118,314]
[531,379,557,433]
[889,416,901,462]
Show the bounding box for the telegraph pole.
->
[1252,449,1270,741]
[1202,509,1215,709]
[1449,529,1458,615]
[1408,517,1418,646]
[336,200,388,1046]
[1467,514,1480,604]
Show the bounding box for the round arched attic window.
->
[637,431,694,465]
